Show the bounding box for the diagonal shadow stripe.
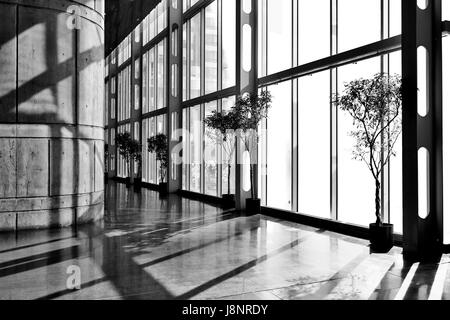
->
[138,224,262,269]
[0,236,77,255]
[403,263,440,300]
[35,277,109,300]
[0,245,81,279]
[175,230,323,300]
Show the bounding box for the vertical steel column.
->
[402,0,443,261]
[131,26,142,182]
[330,0,338,221]
[168,0,183,193]
[235,0,259,210]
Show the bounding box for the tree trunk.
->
[227,164,231,195]
[129,160,134,185]
[375,179,382,226]
[250,164,256,199]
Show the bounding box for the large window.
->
[183,0,236,101]
[142,39,167,113]
[118,66,131,122]
[260,82,293,211]
[182,97,236,196]
[105,0,406,235]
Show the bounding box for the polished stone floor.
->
[1,182,450,300]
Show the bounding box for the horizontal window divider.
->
[116,120,132,126]
[142,108,169,120]
[113,60,132,76]
[183,0,216,22]
[258,35,402,88]
[142,28,169,53]
[261,206,403,247]
[178,190,224,206]
[182,86,237,108]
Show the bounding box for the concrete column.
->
[0,0,105,231]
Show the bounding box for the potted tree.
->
[204,110,240,208]
[116,132,142,188]
[148,133,169,195]
[335,73,402,252]
[232,90,272,214]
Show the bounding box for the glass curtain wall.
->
[106,0,168,184]
[181,0,237,196]
[257,0,404,232]
[104,0,432,236]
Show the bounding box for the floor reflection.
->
[0,181,450,300]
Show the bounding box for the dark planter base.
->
[159,182,168,196]
[134,179,142,192]
[125,178,131,188]
[246,198,261,215]
[222,194,235,209]
[369,223,394,253]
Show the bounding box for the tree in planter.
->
[232,90,272,202]
[148,133,169,185]
[204,110,240,197]
[334,73,402,227]
[116,132,142,185]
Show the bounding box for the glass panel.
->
[190,14,201,99]
[157,40,166,110]
[183,23,188,101]
[205,1,218,94]
[182,108,189,190]
[267,0,292,74]
[222,0,236,88]
[149,47,156,112]
[338,0,381,52]
[444,0,450,21]
[265,81,292,210]
[205,101,218,196]
[298,71,331,218]
[190,105,202,192]
[298,0,330,65]
[390,0,402,37]
[143,53,148,113]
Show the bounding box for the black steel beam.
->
[258,35,401,88]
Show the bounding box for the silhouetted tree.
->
[204,110,241,195]
[334,73,402,226]
[232,91,272,200]
[116,132,142,184]
[148,134,169,184]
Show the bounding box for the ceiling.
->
[105,0,160,56]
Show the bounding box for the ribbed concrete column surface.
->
[0,0,105,231]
